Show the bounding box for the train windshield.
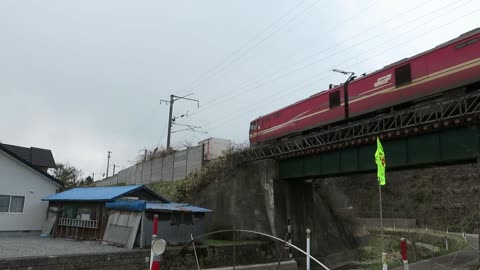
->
[249,122,256,133]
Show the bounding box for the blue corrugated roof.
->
[42,185,167,202]
[146,202,212,213]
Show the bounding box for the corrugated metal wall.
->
[96,145,204,186]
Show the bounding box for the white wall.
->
[96,145,204,186]
[0,150,60,231]
[199,137,232,161]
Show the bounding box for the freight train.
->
[249,28,480,145]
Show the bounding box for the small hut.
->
[106,201,212,246]
[42,185,211,248]
[42,185,168,241]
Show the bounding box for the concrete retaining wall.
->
[319,162,479,230]
[0,243,278,270]
[203,260,297,270]
[0,250,150,270]
[96,145,204,186]
[355,218,417,228]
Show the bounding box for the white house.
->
[0,144,63,232]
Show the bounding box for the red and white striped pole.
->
[151,239,167,270]
[151,254,161,270]
[400,238,409,270]
[150,214,159,270]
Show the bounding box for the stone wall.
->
[164,242,277,269]
[318,162,480,231]
[190,159,280,237]
[188,159,356,261]
[0,243,278,270]
[0,250,150,270]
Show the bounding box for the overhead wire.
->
[173,0,314,97]
[206,8,480,134]
[201,2,479,133]
[188,0,382,109]
[167,0,325,145]
[190,0,468,118]
[188,0,472,126]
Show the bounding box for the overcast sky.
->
[1,0,478,180]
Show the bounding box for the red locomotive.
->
[249,28,480,144]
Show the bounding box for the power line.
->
[187,0,433,104]
[175,0,322,97]
[175,0,308,97]
[201,5,479,132]
[186,0,464,116]
[182,0,381,105]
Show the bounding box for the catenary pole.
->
[106,151,111,178]
[161,94,200,151]
[166,95,174,151]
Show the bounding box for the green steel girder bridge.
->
[239,90,480,180]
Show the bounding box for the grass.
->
[355,228,464,269]
[148,157,231,202]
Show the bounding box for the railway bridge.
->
[191,90,480,267]
[242,90,480,179]
[226,90,480,264]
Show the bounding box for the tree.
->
[84,176,94,185]
[77,176,94,187]
[49,163,83,188]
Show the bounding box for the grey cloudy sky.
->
[0,0,478,179]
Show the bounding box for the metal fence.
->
[241,90,480,161]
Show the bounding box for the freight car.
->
[249,28,480,145]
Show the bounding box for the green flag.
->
[375,137,386,185]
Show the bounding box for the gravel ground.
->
[0,235,128,258]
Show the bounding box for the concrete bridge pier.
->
[191,159,355,267]
[282,178,355,268]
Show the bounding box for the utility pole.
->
[160,94,200,151]
[113,164,117,175]
[106,151,111,178]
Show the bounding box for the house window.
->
[0,195,25,213]
[395,63,412,87]
[0,195,9,212]
[77,208,91,220]
[329,91,341,109]
[62,206,78,218]
[10,196,24,213]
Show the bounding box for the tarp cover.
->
[106,200,146,212]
